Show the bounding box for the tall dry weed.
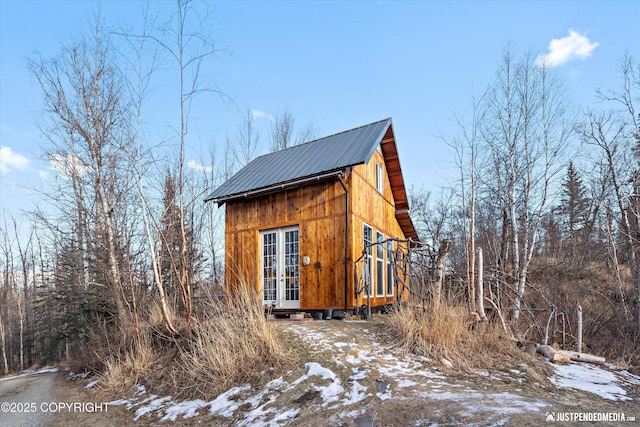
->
[172,282,293,399]
[388,300,524,372]
[100,333,155,392]
[95,281,293,401]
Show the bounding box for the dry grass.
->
[94,282,294,400]
[387,300,527,373]
[100,333,155,392]
[170,283,294,400]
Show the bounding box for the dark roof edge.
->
[362,118,393,167]
[205,167,359,205]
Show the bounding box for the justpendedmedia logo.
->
[545,411,632,422]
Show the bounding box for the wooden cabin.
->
[205,118,418,315]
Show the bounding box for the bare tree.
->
[270,108,318,151]
[29,18,134,325]
[270,109,295,151]
[0,218,13,374]
[12,219,32,371]
[135,0,227,326]
[409,187,454,246]
[120,5,177,335]
[481,48,572,324]
[232,108,261,166]
[446,94,486,313]
[579,53,640,328]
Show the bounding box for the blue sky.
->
[1,0,639,218]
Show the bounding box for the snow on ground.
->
[84,380,99,389]
[550,361,639,401]
[103,320,637,424]
[0,365,58,381]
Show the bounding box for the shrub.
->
[96,281,293,400]
[387,300,525,372]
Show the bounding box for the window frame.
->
[362,223,373,297]
[376,231,385,297]
[375,161,384,194]
[386,239,394,297]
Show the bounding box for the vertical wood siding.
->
[350,149,407,308]
[225,180,347,309]
[224,148,408,309]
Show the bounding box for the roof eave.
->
[206,167,358,205]
[379,123,419,242]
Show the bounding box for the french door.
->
[261,226,300,309]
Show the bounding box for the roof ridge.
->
[249,117,392,162]
[299,117,392,147]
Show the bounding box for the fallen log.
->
[557,349,605,365]
[536,344,605,365]
[537,345,570,364]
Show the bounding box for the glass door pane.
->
[283,228,299,303]
[262,231,277,302]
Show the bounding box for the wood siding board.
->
[334,215,346,308]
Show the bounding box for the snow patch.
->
[160,399,207,421]
[418,389,549,416]
[396,379,418,389]
[85,380,99,389]
[208,385,250,417]
[134,396,172,420]
[550,362,631,401]
[0,365,58,381]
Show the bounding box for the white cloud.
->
[0,145,30,174]
[251,109,275,122]
[49,153,91,178]
[187,159,213,173]
[536,30,600,68]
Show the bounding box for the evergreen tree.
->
[158,169,202,315]
[558,162,590,249]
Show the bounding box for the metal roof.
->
[205,118,393,203]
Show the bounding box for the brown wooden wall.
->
[224,180,348,309]
[224,148,408,310]
[349,149,407,308]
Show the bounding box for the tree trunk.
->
[605,143,640,328]
[139,187,178,335]
[476,247,486,320]
[433,240,450,307]
[97,183,128,323]
[469,170,476,314]
[0,322,8,375]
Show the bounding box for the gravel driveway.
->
[0,372,58,427]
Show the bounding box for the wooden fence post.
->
[577,305,583,354]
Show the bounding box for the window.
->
[376,232,385,296]
[284,229,300,302]
[375,161,384,194]
[363,224,373,296]
[386,240,394,296]
[262,231,277,301]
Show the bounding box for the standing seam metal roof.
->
[205,118,393,202]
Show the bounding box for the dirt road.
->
[0,372,58,427]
